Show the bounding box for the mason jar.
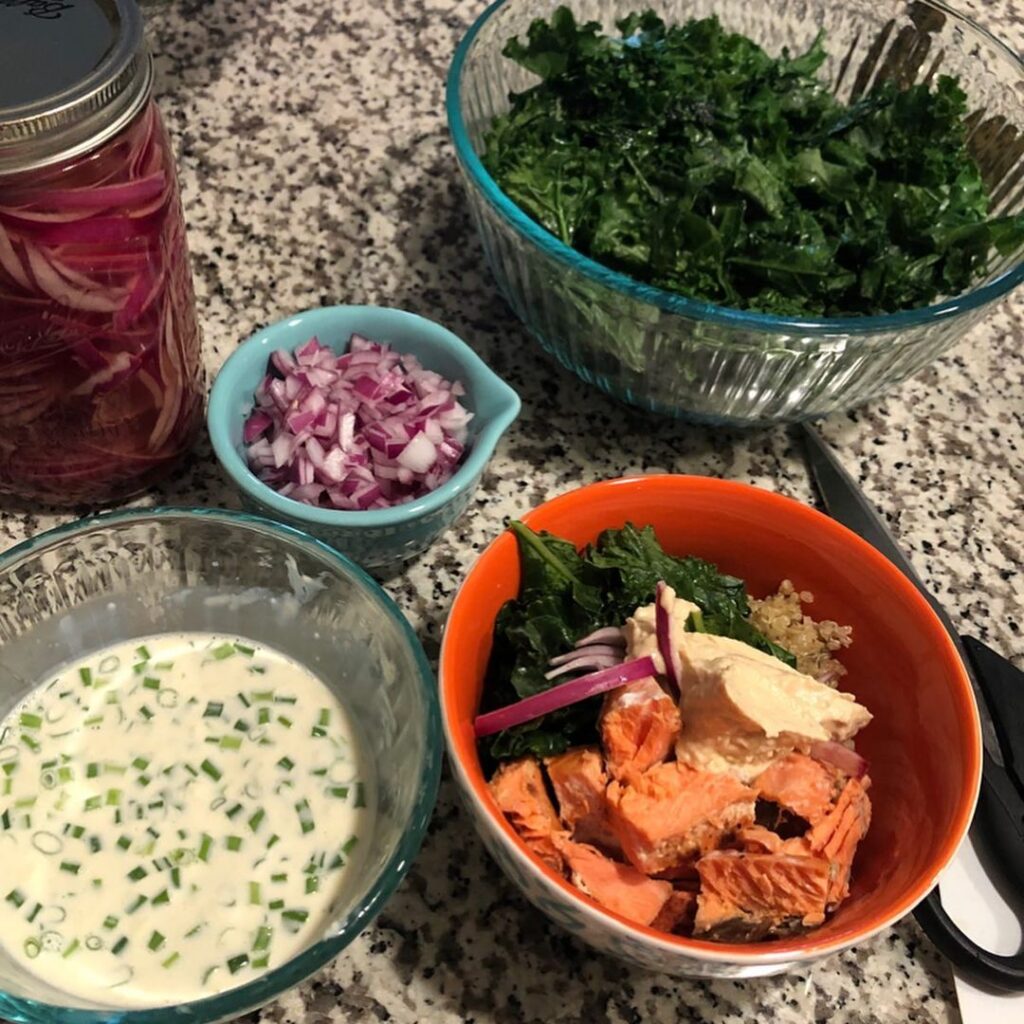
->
[0,0,203,505]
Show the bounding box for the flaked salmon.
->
[607,762,756,874]
[694,850,831,939]
[755,752,841,825]
[545,746,619,852]
[554,836,672,927]
[651,888,698,934]
[489,757,565,872]
[806,775,872,907]
[600,675,680,782]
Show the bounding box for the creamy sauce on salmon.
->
[0,634,370,1008]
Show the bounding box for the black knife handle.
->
[914,885,1024,992]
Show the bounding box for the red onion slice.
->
[809,741,869,778]
[474,656,658,738]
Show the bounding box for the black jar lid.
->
[0,0,151,174]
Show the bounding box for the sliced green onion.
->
[200,759,222,781]
[249,882,262,905]
[248,809,265,832]
[354,783,366,808]
[225,835,243,852]
[234,643,255,656]
[253,925,272,952]
[60,861,81,874]
[79,667,92,686]
[203,701,224,718]
[143,677,160,691]
[227,953,249,974]
[128,866,148,882]
[112,936,128,955]
[135,645,151,662]
[103,915,119,930]
[19,712,42,730]
[148,931,165,952]
[162,951,180,969]
[198,834,213,862]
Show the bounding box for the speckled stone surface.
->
[2,0,1022,1021]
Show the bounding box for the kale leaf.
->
[483,521,793,761]
[481,8,1024,317]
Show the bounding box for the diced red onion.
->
[474,656,658,738]
[244,334,473,511]
[809,741,869,779]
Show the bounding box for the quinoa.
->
[749,580,852,686]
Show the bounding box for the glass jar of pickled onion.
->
[0,0,202,505]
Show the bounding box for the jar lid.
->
[0,0,151,174]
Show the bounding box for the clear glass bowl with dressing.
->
[0,508,441,1024]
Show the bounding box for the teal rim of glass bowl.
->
[0,506,442,1024]
[446,0,1024,337]
[208,305,520,528]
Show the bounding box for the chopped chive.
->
[21,734,40,752]
[62,938,81,959]
[295,798,315,834]
[137,774,152,787]
[271,872,287,883]
[234,719,250,732]
[148,931,165,952]
[84,795,102,812]
[249,882,262,905]
[211,643,236,660]
[268,899,285,910]
[282,909,309,925]
[277,715,293,728]
[86,762,100,778]
[79,667,92,686]
[249,665,267,675]
[248,809,265,832]
[225,803,243,820]
[274,695,297,704]
[227,953,249,974]
[139,706,154,720]
[329,786,349,799]
[89,836,101,853]
[203,701,224,718]
[143,677,160,690]
[162,951,180,968]
[311,725,326,738]
[234,643,255,656]
[277,756,294,771]
[58,766,74,783]
[5,889,25,908]
[305,875,319,894]
[112,936,128,955]
[266,833,280,850]
[354,783,366,808]
[103,914,119,930]
[132,757,150,771]
[127,895,147,913]
[225,835,243,852]
[117,835,132,851]
[153,889,170,906]
[27,902,42,922]
[128,866,148,882]
[106,788,122,806]
[135,645,151,661]
[238,692,252,707]
[253,925,272,952]
[200,759,221,781]
[60,861,81,875]
[19,712,42,730]
[198,834,213,862]
[257,707,271,725]
[342,835,359,855]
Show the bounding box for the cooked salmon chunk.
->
[607,762,756,875]
[755,752,841,825]
[806,775,872,907]
[489,757,565,872]
[651,888,698,934]
[554,836,672,927]
[545,746,619,852]
[694,851,831,939]
[600,676,681,782]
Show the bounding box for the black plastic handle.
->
[914,887,1024,992]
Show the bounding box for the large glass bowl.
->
[0,508,441,1024]
[447,0,1024,425]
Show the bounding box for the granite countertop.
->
[3,0,1023,1021]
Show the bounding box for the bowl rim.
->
[446,0,1024,338]
[0,506,443,1023]
[438,475,983,964]
[207,305,521,527]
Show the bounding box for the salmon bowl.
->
[438,476,982,978]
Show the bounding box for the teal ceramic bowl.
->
[208,306,520,571]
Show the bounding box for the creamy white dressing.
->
[0,633,371,1008]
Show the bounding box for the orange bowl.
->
[439,475,982,976]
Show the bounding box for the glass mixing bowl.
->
[0,508,440,1024]
[447,0,1024,425]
